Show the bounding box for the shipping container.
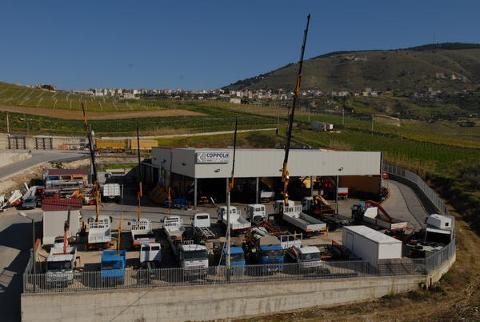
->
[95,139,128,151]
[42,210,82,245]
[342,225,402,267]
[129,138,158,151]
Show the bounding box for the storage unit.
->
[342,225,402,267]
[42,210,82,245]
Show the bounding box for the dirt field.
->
[0,105,204,120]
[239,212,480,322]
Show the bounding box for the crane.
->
[81,103,100,222]
[225,117,238,270]
[281,14,311,206]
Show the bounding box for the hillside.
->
[225,43,480,92]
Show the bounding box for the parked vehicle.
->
[45,244,77,286]
[246,204,267,224]
[131,218,154,248]
[244,227,285,272]
[163,216,208,277]
[100,250,126,285]
[102,183,121,202]
[217,206,251,234]
[273,200,326,234]
[351,201,408,231]
[192,213,216,240]
[139,242,162,267]
[260,190,275,203]
[87,215,112,247]
[285,245,323,271]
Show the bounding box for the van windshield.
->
[301,252,321,261]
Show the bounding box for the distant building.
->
[229,97,242,104]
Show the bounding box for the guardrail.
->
[22,163,456,294]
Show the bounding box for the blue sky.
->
[0,0,478,90]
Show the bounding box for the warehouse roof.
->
[344,225,401,244]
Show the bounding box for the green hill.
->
[225,43,480,92]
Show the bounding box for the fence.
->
[22,164,456,294]
[23,259,429,294]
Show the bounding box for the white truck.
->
[260,190,275,203]
[285,245,323,270]
[362,207,408,231]
[217,206,251,234]
[192,213,215,239]
[87,215,112,247]
[131,218,154,248]
[425,214,453,242]
[139,242,162,266]
[274,200,326,234]
[246,204,267,224]
[45,244,77,286]
[102,183,121,202]
[163,216,208,276]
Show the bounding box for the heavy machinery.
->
[351,200,408,231]
[130,123,153,247]
[81,103,112,248]
[273,200,326,235]
[243,227,285,272]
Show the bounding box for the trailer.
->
[274,200,326,234]
[342,225,402,268]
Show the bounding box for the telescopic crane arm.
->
[282,14,311,206]
[81,103,100,221]
[136,122,143,221]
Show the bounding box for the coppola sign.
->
[196,151,230,164]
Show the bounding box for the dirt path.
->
[0,105,204,120]
[240,215,480,322]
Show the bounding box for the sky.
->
[0,0,479,90]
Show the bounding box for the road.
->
[382,180,428,229]
[0,150,87,180]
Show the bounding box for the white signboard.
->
[196,151,230,164]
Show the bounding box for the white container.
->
[42,210,82,245]
[342,225,402,267]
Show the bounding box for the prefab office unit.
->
[42,210,82,245]
[342,225,402,267]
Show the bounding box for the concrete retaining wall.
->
[0,151,31,168]
[22,275,423,322]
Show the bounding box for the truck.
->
[425,214,453,243]
[351,201,408,231]
[192,213,216,240]
[274,200,326,235]
[260,190,275,203]
[245,204,267,224]
[285,245,324,272]
[45,244,77,287]
[102,183,121,202]
[131,218,154,248]
[217,206,251,234]
[100,249,126,285]
[139,242,162,266]
[87,215,112,247]
[244,227,285,273]
[163,216,208,277]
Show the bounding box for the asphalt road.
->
[0,150,88,180]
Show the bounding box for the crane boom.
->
[136,122,143,221]
[81,103,100,221]
[282,14,311,206]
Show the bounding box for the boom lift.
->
[81,103,111,248]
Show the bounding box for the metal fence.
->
[383,162,449,217]
[23,259,429,294]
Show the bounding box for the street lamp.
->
[18,212,36,276]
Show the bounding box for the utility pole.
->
[342,108,345,127]
[226,117,238,274]
[6,112,10,134]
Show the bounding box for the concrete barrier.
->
[0,151,31,168]
[22,275,423,322]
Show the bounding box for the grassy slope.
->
[226,46,480,91]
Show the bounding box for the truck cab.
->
[286,245,322,270]
[193,213,211,228]
[246,204,267,224]
[101,249,126,284]
[139,242,162,266]
[217,206,251,233]
[178,243,209,276]
[245,229,285,271]
[219,246,245,267]
[45,245,77,286]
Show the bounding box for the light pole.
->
[18,212,36,276]
[336,167,343,215]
